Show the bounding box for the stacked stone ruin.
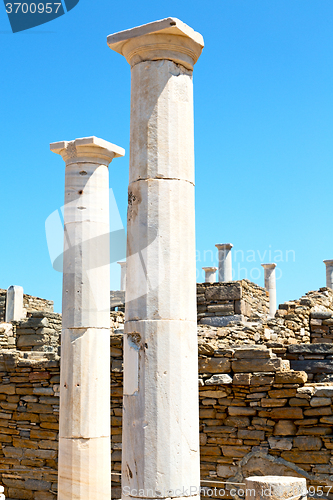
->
[0,278,332,498]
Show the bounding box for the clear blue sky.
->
[1,1,332,313]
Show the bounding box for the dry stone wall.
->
[15,313,62,354]
[0,290,54,324]
[0,351,60,500]
[0,293,6,325]
[1,283,333,499]
[111,337,333,499]
[197,281,269,327]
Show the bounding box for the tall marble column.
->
[215,243,233,282]
[108,18,204,500]
[261,263,277,318]
[50,136,124,500]
[117,261,127,291]
[203,267,217,283]
[324,260,333,289]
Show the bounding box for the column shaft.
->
[51,137,124,500]
[216,244,233,282]
[203,267,217,283]
[108,19,204,500]
[324,260,333,289]
[262,264,277,318]
[118,261,127,291]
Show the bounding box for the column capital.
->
[107,17,204,70]
[215,243,233,251]
[50,136,125,166]
[324,260,333,266]
[261,263,277,269]
[117,261,127,267]
[202,267,218,272]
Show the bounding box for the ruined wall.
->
[15,313,62,353]
[197,280,269,327]
[0,290,54,323]
[110,291,125,312]
[0,351,59,500]
[0,292,6,324]
[111,334,333,499]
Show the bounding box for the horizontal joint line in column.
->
[125,319,197,323]
[62,327,111,330]
[131,178,195,186]
[60,436,110,440]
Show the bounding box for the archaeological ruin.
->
[0,267,333,499]
[2,15,331,500]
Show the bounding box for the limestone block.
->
[222,445,251,457]
[281,450,330,464]
[225,416,250,427]
[259,407,303,419]
[274,371,307,384]
[59,328,110,438]
[216,465,238,478]
[245,476,307,500]
[5,286,24,322]
[205,283,242,301]
[17,335,49,348]
[304,407,332,417]
[126,179,196,322]
[273,420,297,436]
[206,304,234,314]
[228,407,257,417]
[232,358,283,373]
[233,373,252,385]
[234,347,271,359]
[268,437,292,450]
[261,398,288,407]
[205,374,233,385]
[291,359,333,373]
[238,430,264,440]
[58,436,111,500]
[293,436,322,450]
[200,390,228,398]
[199,357,230,374]
[200,315,243,327]
[310,397,331,407]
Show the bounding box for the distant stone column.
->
[117,261,127,291]
[203,267,217,283]
[261,263,277,318]
[245,476,307,500]
[108,18,204,500]
[5,286,24,322]
[50,136,124,500]
[215,243,233,282]
[324,260,333,289]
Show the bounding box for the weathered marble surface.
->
[51,136,124,500]
[108,18,203,500]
